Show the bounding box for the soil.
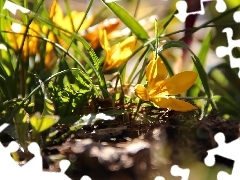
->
[33,109,240,180]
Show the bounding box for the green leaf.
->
[39,79,55,116]
[42,98,55,116]
[188,30,212,97]
[57,59,76,86]
[101,0,149,40]
[14,108,29,150]
[212,95,240,116]
[157,11,176,36]
[45,25,108,98]
[30,112,59,133]
[158,52,174,77]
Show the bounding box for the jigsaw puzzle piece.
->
[0,141,21,179]
[175,1,189,22]
[154,176,165,180]
[215,45,229,58]
[215,0,227,12]
[217,171,233,180]
[204,132,240,180]
[204,132,226,166]
[80,175,92,180]
[21,142,42,174]
[205,132,240,163]
[0,141,19,168]
[216,27,240,76]
[175,0,227,22]
[171,165,190,180]
[233,11,240,23]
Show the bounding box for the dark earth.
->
[12,108,238,180]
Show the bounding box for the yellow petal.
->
[63,12,93,32]
[119,36,137,51]
[112,36,136,60]
[103,46,122,71]
[83,18,120,49]
[50,1,93,33]
[134,84,149,101]
[44,52,57,70]
[151,97,197,112]
[99,29,110,50]
[73,12,94,31]
[7,22,40,58]
[102,36,137,71]
[103,43,121,71]
[49,0,63,21]
[163,71,197,95]
[146,57,168,92]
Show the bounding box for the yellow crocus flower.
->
[135,55,197,112]
[83,18,120,49]
[49,0,94,33]
[43,0,94,69]
[7,22,40,59]
[99,29,137,72]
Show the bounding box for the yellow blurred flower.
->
[7,22,40,59]
[134,55,197,112]
[42,0,94,69]
[99,29,137,72]
[83,18,120,49]
[49,0,94,33]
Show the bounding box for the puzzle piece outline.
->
[175,0,227,22]
[215,12,240,77]
[216,28,240,72]
[154,164,190,180]
[204,132,240,180]
[0,123,91,180]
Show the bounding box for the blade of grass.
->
[158,52,174,77]
[127,47,149,84]
[158,11,176,36]
[188,30,212,97]
[101,0,149,40]
[12,0,44,97]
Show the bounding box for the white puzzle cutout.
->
[171,165,190,180]
[154,176,166,180]
[2,0,240,179]
[204,132,240,180]
[0,123,91,180]
[154,165,190,180]
[215,6,240,78]
[215,28,240,77]
[175,0,227,22]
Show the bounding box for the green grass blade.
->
[101,0,149,40]
[158,52,174,77]
[157,11,176,36]
[188,30,212,97]
[30,12,109,98]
